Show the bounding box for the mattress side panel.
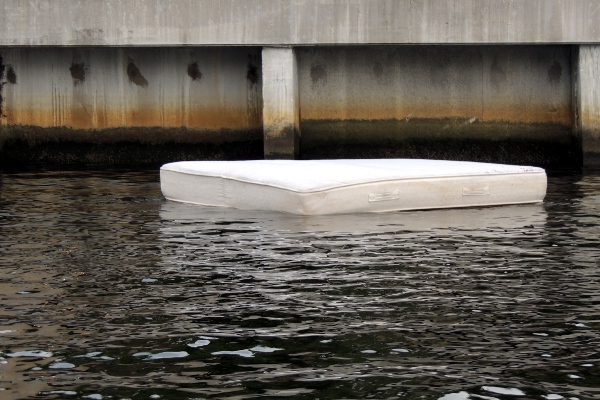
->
[299,172,547,215]
[160,169,306,213]
[160,170,225,207]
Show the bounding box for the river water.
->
[0,166,599,400]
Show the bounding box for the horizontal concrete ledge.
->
[1,0,600,46]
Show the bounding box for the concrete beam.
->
[262,47,300,159]
[1,0,600,47]
[576,45,600,166]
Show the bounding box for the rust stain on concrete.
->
[5,107,261,131]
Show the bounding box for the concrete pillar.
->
[262,47,300,159]
[576,45,600,166]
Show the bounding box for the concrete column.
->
[576,45,600,166]
[262,47,300,159]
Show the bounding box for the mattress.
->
[160,159,547,215]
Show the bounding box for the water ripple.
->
[0,168,599,399]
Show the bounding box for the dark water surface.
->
[1,166,599,400]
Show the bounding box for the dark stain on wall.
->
[127,59,148,87]
[310,65,327,86]
[373,62,383,79]
[548,61,563,85]
[70,62,86,85]
[187,62,202,81]
[490,55,507,89]
[246,63,258,84]
[6,66,17,84]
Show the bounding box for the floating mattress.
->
[160,159,547,215]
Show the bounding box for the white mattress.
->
[160,159,547,215]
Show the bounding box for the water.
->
[1,166,599,400]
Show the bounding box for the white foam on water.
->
[361,349,377,354]
[84,395,103,400]
[212,350,254,358]
[482,386,525,396]
[187,339,210,348]
[250,346,283,353]
[75,352,115,361]
[5,350,53,358]
[49,360,76,369]
[41,391,77,396]
[392,348,410,353]
[438,391,470,400]
[543,395,564,400]
[147,351,189,360]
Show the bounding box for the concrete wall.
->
[1,0,599,47]
[296,46,576,164]
[2,0,599,166]
[576,46,600,166]
[0,47,263,162]
[0,45,583,165]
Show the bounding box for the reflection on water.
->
[0,167,599,400]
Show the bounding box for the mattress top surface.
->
[161,159,545,192]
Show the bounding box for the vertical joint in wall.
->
[577,45,600,167]
[571,45,583,167]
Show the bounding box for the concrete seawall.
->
[1,1,600,166]
[297,45,575,165]
[0,47,264,163]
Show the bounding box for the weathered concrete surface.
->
[576,46,600,166]
[296,45,577,165]
[0,47,262,163]
[262,47,300,159]
[0,45,582,166]
[1,47,261,133]
[1,0,599,47]
[0,47,264,163]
